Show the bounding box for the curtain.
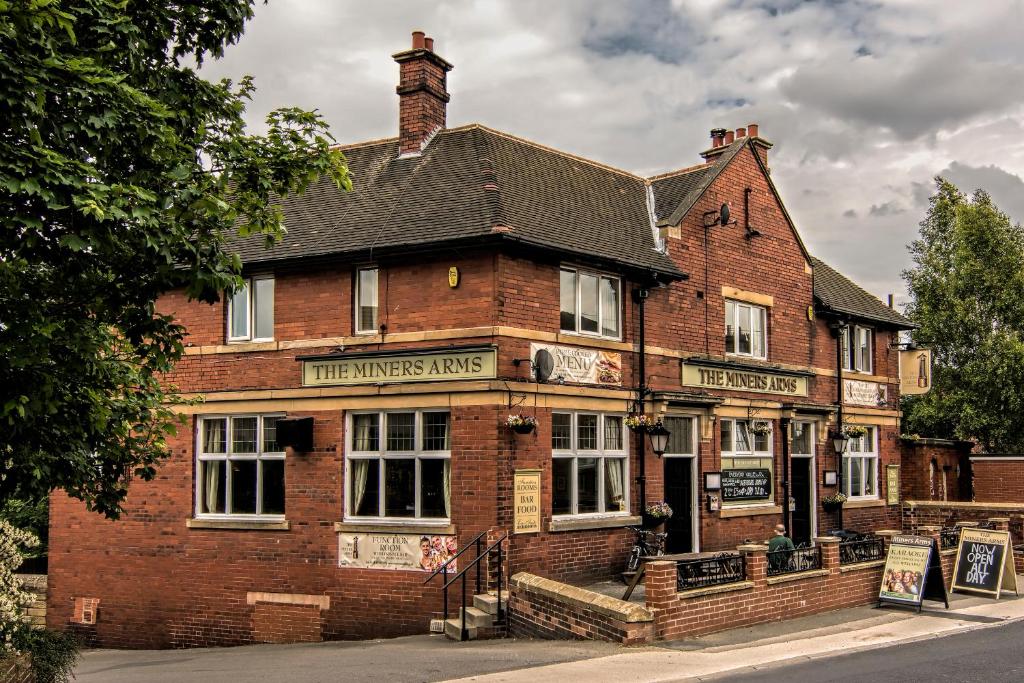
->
[204,462,220,513]
[606,458,624,512]
[443,459,451,518]
[351,459,370,515]
[353,415,375,451]
[203,419,225,453]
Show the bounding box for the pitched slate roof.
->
[229,124,683,279]
[649,166,712,222]
[811,257,915,328]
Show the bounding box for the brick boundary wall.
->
[970,457,1024,503]
[508,573,654,645]
[903,502,1024,544]
[16,574,47,629]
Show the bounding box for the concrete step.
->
[444,617,477,641]
[473,592,506,616]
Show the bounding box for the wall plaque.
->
[303,348,496,387]
[513,469,542,534]
[681,363,807,397]
[843,378,887,407]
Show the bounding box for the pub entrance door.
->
[790,456,814,545]
[664,456,695,553]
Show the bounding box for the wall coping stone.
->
[246,592,330,610]
[839,559,886,573]
[509,572,652,623]
[813,536,841,544]
[766,569,830,585]
[738,544,769,552]
[678,581,755,599]
[548,515,641,532]
[906,501,1024,510]
[14,574,46,591]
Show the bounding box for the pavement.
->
[73,584,1024,683]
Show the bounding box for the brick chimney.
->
[393,31,454,156]
[701,124,773,165]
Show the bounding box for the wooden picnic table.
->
[621,551,726,600]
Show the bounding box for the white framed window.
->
[196,414,285,519]
[552,412,628,516]
[790,421,815,457]
[720,418,774,505]
[725,300,767,359]
[346,410,450,521]
[843,426,878,498]
[663,415,697,456]
[228,276,275,342]
[355,267,379,335]
[841,325,873,373]
[559,267,621,339]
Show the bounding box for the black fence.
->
[766,545,822,577]
[677,553,746,591]
[839,535,885,565]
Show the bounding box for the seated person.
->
[767,524,796,571]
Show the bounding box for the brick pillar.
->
[739,544,768,586]
[989,517,1010,533]
[919,525,942,548]
[644,560,679,611]
[876,529,901,554]
[815,536,841,574]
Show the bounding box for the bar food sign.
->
[339,533,457,572]
[721,469,771,501]
[303,348,496,386]
[513,469,542,534]
[530,343,621,386]
[681,364,807,397]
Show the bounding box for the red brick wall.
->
[971,458,1024,503]
[252,603,321,644]
[900,440,972,502]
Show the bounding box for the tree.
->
[902,178,1024,451]
[0,1,351,517]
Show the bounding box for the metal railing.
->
[839,535,885,565]
[424,531,508,641]
[766,545,822,577]
[677,553,745,591]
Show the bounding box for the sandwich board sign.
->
[951,528,1018,598]
[878,535,949,612]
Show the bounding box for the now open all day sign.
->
[951,528,1018,598]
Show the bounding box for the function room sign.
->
[302,347,496,387]
[681,363,807,397]
[339,533,457,572]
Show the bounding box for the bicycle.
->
[625,525,667,573]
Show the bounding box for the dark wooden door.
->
[664,457,694,553]
[791,458,812,545]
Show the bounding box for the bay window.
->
[720,418,774,504]
[196,414,285,518]
[228,276,274,342]
[725,300,767,359]
[346,410,450,520]
[559,267,621,339]
[552,412,628,516]
[843,426,878,498]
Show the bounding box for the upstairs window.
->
[841,325,873,373]
[725,300,766,359]
[559,268,621,339]
[355,267,379,335]
[228,276,274,342]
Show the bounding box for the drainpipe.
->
[781,416,792,536]
[633,286,649,512]
[834,322,847,531]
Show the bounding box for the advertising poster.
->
[879,536,933,604]
[951,528,1018,598]
[843,378,888,407]
[513,470,542,534]
[339,533,457,572]
[530,343,622,386]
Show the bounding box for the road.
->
[717,617,1024,682]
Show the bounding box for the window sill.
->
[719,505,781,518]
[842,498,885,509]
[555,331,629,350]
[187,518,290,531]
[334,521,455,535]
[548,515,640,532]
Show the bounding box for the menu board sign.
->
[879,535,948,610]
[721,469,771,502]
[951,528,1018,598]
[530,343,622,386]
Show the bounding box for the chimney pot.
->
[736,127,746,138]
[709,128,727,149]
[747,123,759,138]
[724,130,735,144]
[424,37,434,51]
[395,32,453,155]
[412,31,426,49]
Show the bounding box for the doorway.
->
[663,457,695,553]
[790,457,814,545]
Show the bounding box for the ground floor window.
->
[196,414,285,518]
[552,412,628,516]
[843,425,878,498]
[346,410,451,520]
[720,418,774,505]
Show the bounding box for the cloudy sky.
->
[200,0,1024,304]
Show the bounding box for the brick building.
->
[48,32,915,647]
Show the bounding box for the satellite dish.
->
[534,349,554,383]
[719,203,730,226]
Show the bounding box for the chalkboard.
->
[721,469,771,501]
[951,528,1018,598]
[879,535,948,611]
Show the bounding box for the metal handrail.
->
[441,533,509,641]
[423,530,487,585]
[443,533,508,590]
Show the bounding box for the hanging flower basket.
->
[842,425,867,439]
[643,501,673,529]
[625,413,655,433]
[507,414,537,434]
[822,493,847,512]
[750,420,772,436]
